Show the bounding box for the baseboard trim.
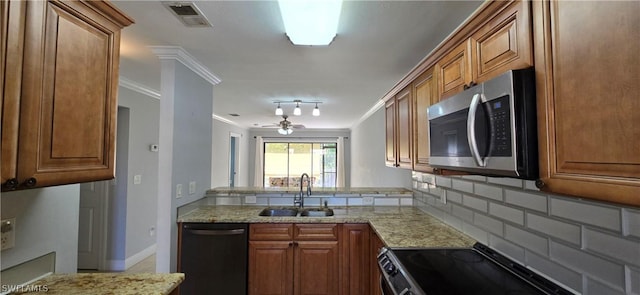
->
[124,244,157,270]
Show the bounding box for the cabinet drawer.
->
[294,224,339,241]
[250,223,294,241]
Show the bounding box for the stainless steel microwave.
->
[427,68,538,179]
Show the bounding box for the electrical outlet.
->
[176,184,183,199]
[363,196,374,205]
[245,196,257,204]
[189,181,196,194]
[1,218,16,251]
[149,227,155,237]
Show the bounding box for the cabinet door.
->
[384,98,397,167]
[533,0,640,206]
[412,68,437,172]
[294,241,339,295]
[341,224,370,295]
[16,1,124,188]
[436,39,472,100]
[471,0,532,84]
[1,0,25,188]
[369,229,385,295]
[249,241,294,295]
[396,87,413,169]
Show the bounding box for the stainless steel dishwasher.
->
[179,223,248,294]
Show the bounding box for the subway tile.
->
[462,222,488,244]
[374,198,399,206]
[255,197,269,206]
[473,213,504,235]
[322,197,345,206]
[400,198,413,206]
[550,197,621,232]
[623,208,640,238]
[435,176,452,188]
[347,198,363,206]
[505,189,548,212]
[422,205,445,220]
[524,180,540,191]
[412,171,421,181]
[527,213,581,245]
[268,198,295,206]
[583,227,640,267]
[421,173,436,185]
[445,190,463,204]
[489,203,524,225]
[525,251,583,293]
[505,225,548,256]
[452,179,474,193]
[490,234,525,262]
[628,266,640,295]
[474,183,503,201]
[585,277,625,295]
[443,214,464,231]
[451,204,474,223]
[303,197,322,207]
[487,177,523,188]
[550,241,625,289]
[463,195,488,212]
[214,197,242,205]
[461,175,487,182]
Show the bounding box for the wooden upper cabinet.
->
[384,87,412,169]
[533,0,640,206]
[1,0,133,191]
[384,99,396,167]
[435,0,532,100]
[471,0,532,84]
[435,39,472,100]
[412,68,437,172]
[395,88,412,169]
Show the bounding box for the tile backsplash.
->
[412,172,640,295]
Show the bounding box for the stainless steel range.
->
[377,242,573,295]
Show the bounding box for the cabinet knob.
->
[535,179,545,189]
[23,177,37,187]
[3,178,19,190]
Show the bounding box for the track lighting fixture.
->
[273,100,322,117]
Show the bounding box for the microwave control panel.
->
[487,95,512,156]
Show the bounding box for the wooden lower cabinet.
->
[369,228,385,295]
[249,223,339,295]
[341,224,370,295]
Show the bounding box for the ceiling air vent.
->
[162,2,212,28]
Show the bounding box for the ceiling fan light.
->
[275,104,283,116]
[312,104,320,116]
[278,0,343,46]
[278,127,293,135]
[293,103,301,116]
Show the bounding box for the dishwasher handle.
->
[185,228,246,236]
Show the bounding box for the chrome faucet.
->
[294,173,311,208]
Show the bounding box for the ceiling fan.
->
[262,115,305,135]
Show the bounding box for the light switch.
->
[1,218,16,251]
[133,175,142,185]
[189,181,196,194]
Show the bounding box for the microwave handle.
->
[467,93,487,167]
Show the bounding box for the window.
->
[264,142,337,188]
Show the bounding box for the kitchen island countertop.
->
[178,205,475,248]
[10,273,184,295]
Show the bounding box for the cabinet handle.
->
[535,179,545,189]
[23,177,37,187]
[3,178,19,190]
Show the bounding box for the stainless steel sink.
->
[300,208,334,217]
[258,207,299,217]
[258,207,334,217]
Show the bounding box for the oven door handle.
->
[467,93,487,167]
[380,275,412,295]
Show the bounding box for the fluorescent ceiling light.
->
[278,0,343,46]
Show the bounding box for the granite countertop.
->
[207,187,412,195]
[10,273,184,295]
[178,206,475,248]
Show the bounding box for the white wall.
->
[350,107,411,187]
[211,119,250,188]
[1,185,80,273]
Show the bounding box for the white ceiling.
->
[112,0,483,130]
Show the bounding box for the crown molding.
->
[149,46,222,85]
[118,77,161,99]
[351,99,385,129]
[212,114,245,128]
